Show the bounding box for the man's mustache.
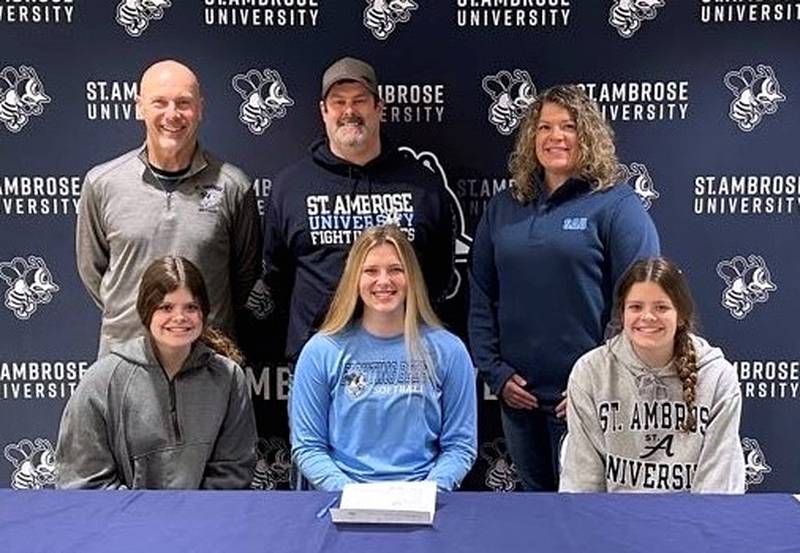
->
[337,116,364,127]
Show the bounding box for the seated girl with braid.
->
[560,257,745,493]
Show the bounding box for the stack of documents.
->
[329,481,437,525]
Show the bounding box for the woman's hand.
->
[501,374,539,410]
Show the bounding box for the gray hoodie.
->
[56,337,257,490]
[560,333,745,493]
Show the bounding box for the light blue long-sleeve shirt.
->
[290,324,477,491]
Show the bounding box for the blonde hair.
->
[508,84,622,204]
[320,225,441,369]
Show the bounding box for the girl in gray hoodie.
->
[560,257,745,493]
[56,256,257,489]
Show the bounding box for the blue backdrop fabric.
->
[0,1,797,492]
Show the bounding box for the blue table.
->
[1,490,798,553]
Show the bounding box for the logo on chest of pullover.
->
[562,217,587,230]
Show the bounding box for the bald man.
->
[77,60,262,356]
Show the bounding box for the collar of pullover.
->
[309,135,395,176]
[110,336,213,377]
[137,144,208,184]
[532,173,593,207]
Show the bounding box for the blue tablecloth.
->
[1,490,798,553]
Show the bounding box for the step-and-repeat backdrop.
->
[1,1,797,492]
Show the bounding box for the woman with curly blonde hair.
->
[469,84,660,491]
[291,225,477,491]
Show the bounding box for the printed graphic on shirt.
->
[609,0,664,38]
[741,436,771,489]
[251,436,291,490]
[363,0,418,40]
[4,438,57,490]
[0,255,59,320]
[482,69,537,136]
[724,64,786,132]
[197,184,224,213]
[341,359,427,399]
[399,146,473,299]
[232,69,294,135]
[716,255,776,320]
[116,0,171,37]
[562,217,587,231]
[479,437,519,492]
[620,162,659,211]
[0,65,51,133]
[305,191,416,246]
[598,399,710,491]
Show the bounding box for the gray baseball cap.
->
[321,57,379,99]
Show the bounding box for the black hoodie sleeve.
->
[427,185,456,305]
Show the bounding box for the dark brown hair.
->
[614,257,698,432]
[136,256,243,365]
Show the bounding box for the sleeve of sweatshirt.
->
[75,174,109,309]
[559,357,608,492]
[468,203,516,396]
[202,363,258,489]
[55,364,126,490]
[261,183,291,320]
[692,363,746,494]
[229,172,263,317]
[605,189,661,296]
[425,334,478,491]
[290,336,355,491]
[426,183,456,306]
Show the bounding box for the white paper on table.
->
[793,494,800,504]
[329,480,437,525]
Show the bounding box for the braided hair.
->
[614,257,699,432]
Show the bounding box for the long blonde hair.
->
[508,84,621,204]
[320,225,441,369]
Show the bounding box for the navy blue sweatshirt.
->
[263,137,454,361]
[469,179,660,400]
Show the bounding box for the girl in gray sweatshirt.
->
[560,257,745,493]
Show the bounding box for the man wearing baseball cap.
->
[260,56,455,364]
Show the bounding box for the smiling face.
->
[358,243,407,324]
[534,101,580,190]
[623,281,680,366]
[149,286,203,359]
[137,61,203,170]
[320,81,382,163]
